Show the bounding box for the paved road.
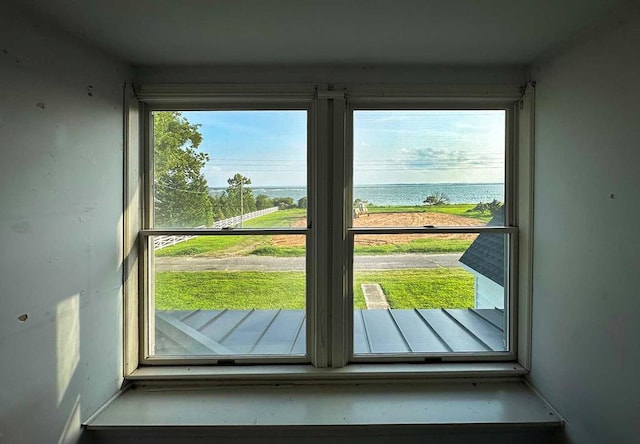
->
[155,253,463,272]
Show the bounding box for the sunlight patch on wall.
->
[56,294,80,405]
[57,395,81,444]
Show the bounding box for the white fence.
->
[211,206,279,229]
[154,206,279,251]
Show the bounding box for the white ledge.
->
[127,362,527,383]
[86,380,561,430]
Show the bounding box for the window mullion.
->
[311,89,331,368]
[329,90,349,368]
[312,86,350,368]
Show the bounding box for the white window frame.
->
[342,101,518,364]
[123,83,534,376]
[139,93,319,366]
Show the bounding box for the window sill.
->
[85,379,562,435]
[126,362,527,383]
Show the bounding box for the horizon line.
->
[209,182,504,188]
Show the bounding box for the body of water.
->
[211,183,504,206]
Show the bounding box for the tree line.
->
[209,173,306,222]
[154,112,304,228]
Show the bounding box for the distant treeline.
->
[209,183,306,222]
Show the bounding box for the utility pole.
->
[240,179,244,228]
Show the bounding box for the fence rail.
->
[154,206,279,250]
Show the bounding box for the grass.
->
[155,207,476,313]
[251,246,306,257]
[250,238,472,257]
[155,268,471,311]
[155,270,365,310]
[354,268,474,309]
[155,235,261,257]
[242,208,306,228]
[354,238,472,255]
[155,271,306,310]
[156,205,484,258]
[156,208,305,257]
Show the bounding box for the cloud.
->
[393,147,503,170]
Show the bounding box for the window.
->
[348,109,515,359]
[131,84,526,369]
[141,107,312,364]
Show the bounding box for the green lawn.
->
[155,268,472,311]
[354,268,474,309]
[155,235,262,257]
[354,238,472,255]
[156,208,305,257]
[242,208,306,228]
[155,271,307,310]
[251,246,306,257]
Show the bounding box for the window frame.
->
[341,101,519,364]
[124,83,532,374]
[139,99,318,366]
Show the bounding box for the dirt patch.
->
[355,212,484,228]
[272,212,483,247]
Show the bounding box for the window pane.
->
[153,110,307,229]
[352,233,507,355]
[151,234,306,357]
[352,110,505,227]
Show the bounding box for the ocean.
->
[211,183,504,206]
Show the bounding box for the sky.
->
[178,109,505,187]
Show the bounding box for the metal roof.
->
[155,308,505,356]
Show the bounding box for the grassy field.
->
[252,237,473,257]
[243,208,306,228]
[155,206,478,312]
[251,245,306,257]
[354,238,472,255]
[156,208,305,257]
[155,271,308,310]
[157,206,481,258]
[156,268,472,311]
[159,237,471,258]
[155,235,260,257]
[354,268,473,309]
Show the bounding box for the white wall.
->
[529,7,640,444]
[0,6,131,443]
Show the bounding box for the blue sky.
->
[181,110,307,188]
[180,110,505,187]
[353,110,505,185]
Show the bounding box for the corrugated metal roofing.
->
[155,308,505,356]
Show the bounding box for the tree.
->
[297,196,307,209]
[223,174,256,224]
[209,193,226,221]
[423,192,450,206]
[154,112,213,227]
[271,197,294,210]
[467,199,504,218]
[256,194,273,210]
